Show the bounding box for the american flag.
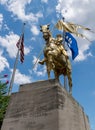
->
[16,33,24,63]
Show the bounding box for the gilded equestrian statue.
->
[39,24,72,94]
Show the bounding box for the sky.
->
[0,0,95,129]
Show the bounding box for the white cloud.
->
[3,24,10,31]
[0,13,3,30]
[75,50,92,62]
[73,36,93,61]
[0,32,31,58]
[31,37,36,41]
[31,25,39,35]
[0,50,9,72]
[56,0,95,61]
[56,0,95,27]
[56,0,90,23]
[11,69,32,85]
[41,0,48,3]
[35,66,46,76]
[24,47,31,55]
[0,0,43,22]
[0,32,19,58]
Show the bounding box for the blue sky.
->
[0,0,95,129]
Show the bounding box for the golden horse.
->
[39,24,72,94]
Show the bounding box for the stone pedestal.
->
[1,79,90,130]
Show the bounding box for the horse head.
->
[40,24,52,41]
[40,24,50,32]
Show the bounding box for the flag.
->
[16,33,24,63]
[55,20,79,33]
[65,32,78,60]
[55,20,92,41]
[69,22,95,33]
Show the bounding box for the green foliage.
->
[0,81,10,128]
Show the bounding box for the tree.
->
[0,75,10,129]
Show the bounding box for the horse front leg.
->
[46,62,51,79]
[39,57,47,65]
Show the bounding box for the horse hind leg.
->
[54,70,59,82]
[67,71,72,94]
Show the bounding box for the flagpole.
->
[8,23,26,95]
[62,17,67,90]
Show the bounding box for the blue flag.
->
[65,32,79,60]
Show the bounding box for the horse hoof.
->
[39,61,44,65]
